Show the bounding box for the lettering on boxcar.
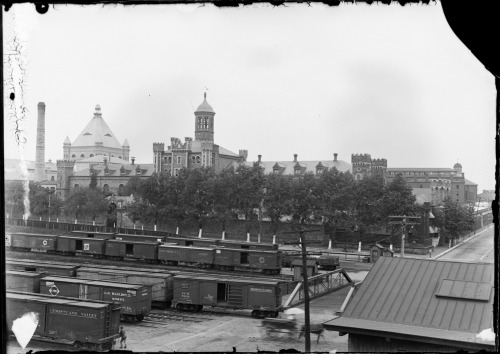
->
[259,257,265,263]
[84,243,90,251]
[250,288,272,293]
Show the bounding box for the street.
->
[435,224,494,263]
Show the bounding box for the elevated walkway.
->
[282,268,354,309]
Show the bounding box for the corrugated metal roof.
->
[326,257,494,338]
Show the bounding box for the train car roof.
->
[71,230,116,235]
[41,276,150,289]
[6,270,45,277]
[6,260,80,270]
[10,232,60,237]
[7,291,114,308]
[214,247,280,254]
[173,274,282,285]
[159,244,216,251]
[57,235,109,241]
[115,233,164,238]
[77,267,173,278]
[105,239,161,245]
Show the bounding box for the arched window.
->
[80,154,85,158]
[74,184,79,188]
[72,154,76,158]
[119,156,122,159]
[196,156,200,163]
[51,176,55,181]
[90,154,94,157]
[118,184,124,196]
[103,184,109,194]
[168,156,172,164]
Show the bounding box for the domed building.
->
[153,93,247,175]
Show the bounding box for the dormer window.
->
[120,167,125,175]
[104,167,109,175]
[83,132,92,136]
[136,167,141,175]
[105,133,112,137]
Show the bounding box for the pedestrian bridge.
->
[282,269,354,308]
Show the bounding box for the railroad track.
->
[6,250,293,281]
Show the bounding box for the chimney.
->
[258,155,262,163]
[334,153,338,161]
[35,102,46,182]
[131,157,135,165]
[293,154,298,163]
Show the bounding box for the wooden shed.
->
[369,243,394,263]
[291,259,318,281]
[324,257,495,352]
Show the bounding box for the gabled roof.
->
[465,178,478,186]
[324,257,494,350]
[218,146,240,158]
[72,163,155,177]
[72,105,123,149]
[244,159,351,175]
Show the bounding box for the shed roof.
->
[324,257,494,349]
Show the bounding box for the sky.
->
[3,2,496,192]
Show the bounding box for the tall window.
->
[119,184,124,196]
[103,184,109,194]
[177,156,181,164]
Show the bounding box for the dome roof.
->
[195,93,215,114]
[454,162,462,169]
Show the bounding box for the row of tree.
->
[4,164,477,240]
[124,164,419,235]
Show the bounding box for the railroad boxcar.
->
[105,239,160,262]
[213,248,282,274]
[158,244,215,268]
[9,232,59,253]
[6,291,120,351]
[6,270,46,293]
[76,266,174,308]
[114,233,167,243]
[217,239,279,251]
[6,258,81,277]
[70,230,116,239]
[40,276,152,321]
[56,235,107,257]
[172,274,283,318]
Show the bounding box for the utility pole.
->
[388,216,420,257]
[284,226,322,353]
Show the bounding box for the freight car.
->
[6,258,81,277]
[105,239,161,262]
[40,276,152,322]
[70,230,116,239]
[76,266,174,308]
[56,235,108,257]
[9,232,59,253]
[213,247,282,275]
[6,291,120,351]
[164,235,219,248]
[158,244,215,268]
[6,270,46,293]
[173,274,283,318]
[317,254,340,270]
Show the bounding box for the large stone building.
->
[386,162,477,204]
[153,93,246,175]
[56,104,152,199]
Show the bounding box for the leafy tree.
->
[89,172,98,189]
[381,175,417,220]
[5,180,27,217]
[232,164,265,232]
[209,167,239,233]
[64,187,109,223]
[350,174,386,233]
[286,172,321,226]
[434,197,475,240]
[262,173,293,234]
[123,176,143,196]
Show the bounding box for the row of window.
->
[390,171,452,176]
[197,117,212,130]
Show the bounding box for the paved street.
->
[435,224,494,263]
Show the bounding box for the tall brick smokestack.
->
[35,102,46,182]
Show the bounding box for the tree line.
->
[4,164,476,240]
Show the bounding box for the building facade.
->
[153,93,246,175]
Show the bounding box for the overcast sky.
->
[4,2,496,191]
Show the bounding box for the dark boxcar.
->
[173,274,282,318]
[158,244,215,268]
[213,248,282,274]
[76,267,174,307]
[6,291,120,351]
[6,270,46,293]
[40,276,152,321]
[10,232,58,253]
[71,230,116,239]
[114,233,167,243]
[56,235,107,257]
[217,239,279,251]
[6,258,80,277]
[105,239,159,262]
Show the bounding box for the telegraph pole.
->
[388,216,420,257]
[284,226,322,353]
